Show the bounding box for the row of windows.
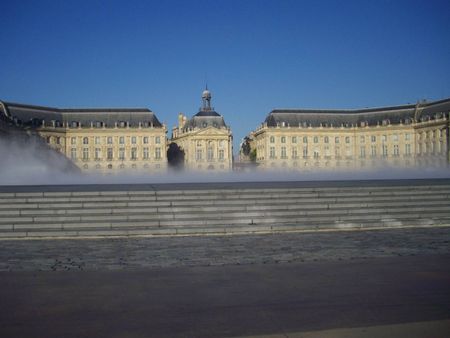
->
[195,140,226,147]
[268,134,415,145]
[46,136,163,145]
[70,147,162,160]
[82,163,162,170]
[195,149,226,161]
[67,121,156,128]
[267,144,428,159]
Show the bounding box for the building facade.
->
[0,101,167,173]
[171,89,233,171]
[248,99,450,170]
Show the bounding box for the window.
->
[302,146,308,158]
[324,136,329,143]
[281,136,286,144]
[371,135,376,143]
[360,146,366,158]
[392,134,398,142]
[405,133,411,141]
[119,121,126,128]
[292,136,297,144]
[219,149,224,160]
[95,148,101,160]
[207,147,214,161]
[270,136,275,143]
[313,136,318,143]
[155,148,161,159]
[313,150,319,159]
[143,147,149,159]
[382,135,387,142]
[155,136,161,144]
[107,137,113,144]
[219,140,224,147]
[131,136,137,144]
[71,137,76,145]
[119,148,125,160]
[281,146,287,159]
[119,137,125,145]
[46,136,51,144]
[196,149,202,160]
[95,137,101,145]
[292,147,298,159]
[70,148,77,160]
[335,137,340,144]
[324,146,330,157]
[56,137,60,145]
[143,137,149,144]
[83,137,89,145]
[382,145,388,157]
[393,145,399,156]
[71,121,78,128]
[335,146,340,157]
[95,121,102,128]
[360,136,365,143]
[107,148,113,160]
[131,147,137,160]
[371,145,376,156]
[83,148,89,160]
[345,136,350,144]
[303,136,308,143]
[269,147,276,159]
[405,144,411,155]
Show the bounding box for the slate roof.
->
[0,101,163,128]
[265,98,450,127]
[183,108,228,130]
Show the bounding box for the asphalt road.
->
[1,227,450,338]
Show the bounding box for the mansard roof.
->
[1,101,163,127]
[265,98,450,127]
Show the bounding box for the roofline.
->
[270,97,450,115]
[1,101,152,113]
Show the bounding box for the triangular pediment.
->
[191,126,230,136]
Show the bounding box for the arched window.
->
[270,136,275,143]
[83,137,89,145]
[324,136,329,143]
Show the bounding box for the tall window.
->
[405,133,411,141]
[292,136,297,144]
[392,134,398,142]
[371,145,376,156]
[281,136,286,144]
[83,137,89,145]
[405,144,411,156]
[393,145,399,156]
[131,147,137,160]
[95,148,101,160]
[119,137,125,145]
[302,146,308,158]
[303,136,308,144]
[95,137,101,145]
[71,148,77,160]
[83,148,89,160]
[143,148,149,159]
[313,136,318,143]
[335,137,340,144]
[345,136,350,144]
[371,135,376,143]
[382,145,388,157]
[313,150,319,159]
[292,147,298,159]
[281,146,287,159]
[269,147,276,159]
[119,148,125,160]
[207,147,214,161]
[196,149,202,160]
[143,136,149,144]
[270,136,275,143]
[360,146,366,158]
[155,148,161,159]
[107,148,113,160]
[219,149,224,160]
[155,136,161,144]
[324,136,329,143]
[382,135,387,142]
[107,137,113,144]
[360,136,365,143]
[71,137,76,145]
[131,136,137,144]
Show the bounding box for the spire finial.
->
[201,86,212,110]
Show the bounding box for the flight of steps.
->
[1,180,450,239]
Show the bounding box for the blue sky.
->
[1,0,449,151]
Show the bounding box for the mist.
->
[1,137,449,186]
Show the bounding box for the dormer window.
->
[71,121,78,128]
[119,121,126,128]
[95,121,103,128]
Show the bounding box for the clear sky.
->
[1,0,449,152]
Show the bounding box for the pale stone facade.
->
[0,102,167,173]
[171,89,233,171]
[249,99,450,170]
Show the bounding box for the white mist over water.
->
[1,137,449,186]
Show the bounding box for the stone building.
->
[248,98,450,170]
[0,101,167,173]
[171,88,233,170]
